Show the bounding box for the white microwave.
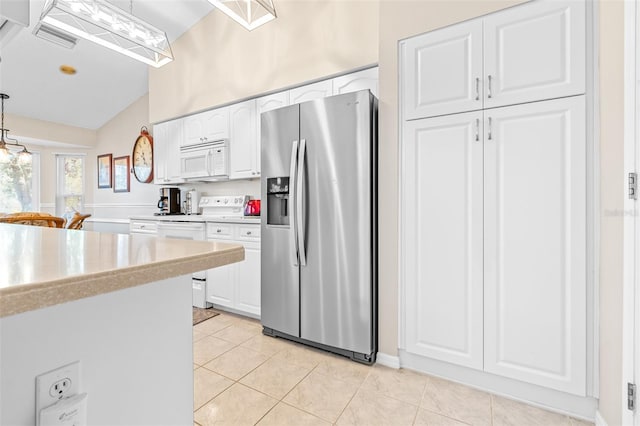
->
[180,139,229,180]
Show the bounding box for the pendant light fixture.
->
[207,0,276,31]
[0,94,32,165]
[38,0,173,68]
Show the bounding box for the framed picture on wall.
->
[113,155,130,193]
[97,154,112,189]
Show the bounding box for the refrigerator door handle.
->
[289,140,299,266]
[296,138,307,266]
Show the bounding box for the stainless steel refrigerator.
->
[260,90,377,364]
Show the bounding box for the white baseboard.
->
[400,350,597,420]
[376,352,400,369]
[595,410,608,426]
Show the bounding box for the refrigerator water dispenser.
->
[267,177,289,226]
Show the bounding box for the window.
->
[0,151,40,213]
[56,154,85,216]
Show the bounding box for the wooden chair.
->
[65,212,91,230]
[0,212,65,228]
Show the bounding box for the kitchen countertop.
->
[0,223,244,318]
[129,215,261,224]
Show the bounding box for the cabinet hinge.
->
[629,173,638,200]
[629,382,636,411]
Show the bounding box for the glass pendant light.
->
[207,0,276,31]
[39,0,173,67]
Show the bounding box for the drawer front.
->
[206,223,233,239]
[237,225,260,241]
[130,221,158,234]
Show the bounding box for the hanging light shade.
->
[207,0,276,31]
[39,0,173,68]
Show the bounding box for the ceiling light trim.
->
[208,0,276,31]
[39,0,173,68]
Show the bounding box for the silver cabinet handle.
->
[289,140,299,266]
[296,138,307,267]
[488,117,493,140]
[475,77,480,101]
[475,118,480,141]
[487,75,493,99]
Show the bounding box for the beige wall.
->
[376,0,526,356]
[598,1,625,424]
[7,113,96,147]
[88,94,158,213]
[148,0,379,123]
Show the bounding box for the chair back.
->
[0,212,65,228]
[65,213,91,230]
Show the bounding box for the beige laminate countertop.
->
[0,223,244,318]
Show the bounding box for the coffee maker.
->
[156,188,181,215]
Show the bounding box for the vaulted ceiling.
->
[0,0,214,130]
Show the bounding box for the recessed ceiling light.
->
[60,65,77,75]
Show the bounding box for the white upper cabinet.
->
[183,107,230,147]
[403,21,483,120]
[402,0,585,120]
[256,91,290,176]
[153,120,184,184]
[483,0,585,109]
[289,79,333,105]
[229,99,258,180]
[403,111,484,370]
[483,96,586,395]
[333,67,379,98]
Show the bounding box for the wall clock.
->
[132,126,154,183]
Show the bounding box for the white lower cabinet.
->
[402,96,586,395]
[402,111,484,370]
[483,96,586,395]
[206,222,261,317]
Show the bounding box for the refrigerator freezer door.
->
[261,104,301,337]
[299,91,375,355]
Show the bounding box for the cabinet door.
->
[235,246,261,316]
[207,262,235,308]
[402,20,483,120]
[229,100,258,180]
[483,0,585,108]
[289,80,333,105]
[256,91,290,175]
[153,120,183,184]
[202,107,230,142]
[333,67,379,98]
[183,115,203,147]
[483,96,586,395]
[402,111,484,369]
[152,122,168,183]
[165,120,184,182]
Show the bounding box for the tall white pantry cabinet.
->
[399,0,591,405]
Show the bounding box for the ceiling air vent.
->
[33,22,78,49]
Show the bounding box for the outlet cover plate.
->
[35,361,81,423]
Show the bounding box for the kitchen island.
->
[0,223,244,425]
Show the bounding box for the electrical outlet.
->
[35,361,81,423]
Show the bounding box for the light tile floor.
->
[193,312,593,426]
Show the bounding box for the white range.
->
[129,195,261,316]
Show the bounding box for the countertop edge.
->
[0,246,244,318]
